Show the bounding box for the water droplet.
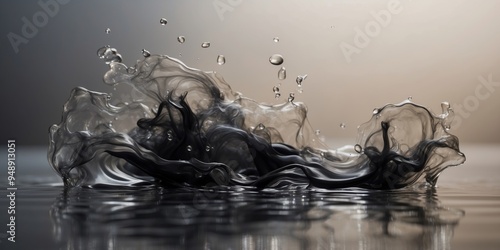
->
[273,37,279,43]
[186,145,192,152]
[296,74,308,87]
[97,46,122,64]
[142,49,151,57]
[354,144,363,153]
[287,92,295,102]
[315,129,321,135]
[201,42,211,48]
[340,123,346,129]
[177,36,185,43]
[205,145,211,152]
[444,125,451,131]
[160,18,168,25]
[179,53,182,57]
[217,55,226,65]
[272,86,280,93]
[269,54,284,65]
[105,28,111,34]
[297,88,303,94]
[278,67,286,80]
[97,45,110,58]
[407,96,413,101]
[275,93,281,99]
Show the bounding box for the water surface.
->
[1,145,499,249]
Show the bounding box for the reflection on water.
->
[50,185,463,250]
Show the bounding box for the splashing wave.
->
[48,50,465,189]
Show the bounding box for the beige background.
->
[191,0,500,144]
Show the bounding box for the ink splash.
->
[48,47,465,190]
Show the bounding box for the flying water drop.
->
[217,55,226,65]
[160,18,168,25]
[177,36,185,44]
[273,85,281,99]
[273,37,279,43]
[296,74,308,87]
[278,67,286,80]
[340,123,346,129]
[105,28,111,34]
[201,42,211,48]
[269,54,284,66]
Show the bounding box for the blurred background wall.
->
[1,0,499,146]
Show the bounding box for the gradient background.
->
[0,1,500,249]
[1,0,499,146]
